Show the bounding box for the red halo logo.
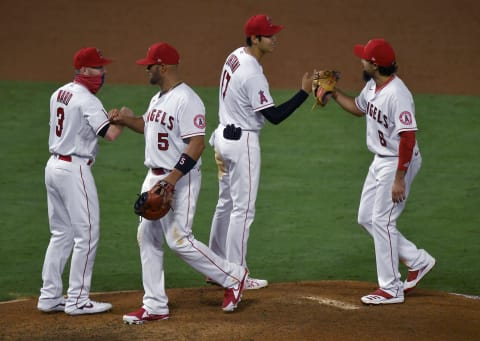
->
[399,111,413,125]
[194,114,206,129]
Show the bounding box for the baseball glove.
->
[134,180,175,220]
[312,70,341,107]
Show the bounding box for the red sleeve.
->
[398,131,416,171]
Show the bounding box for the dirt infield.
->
[1,0,480,339]
[1,281,479,340]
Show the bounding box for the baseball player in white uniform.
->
[109,42,248,324]
[331,38,436,304]
[208,14,313,289]
[38,47,124,315]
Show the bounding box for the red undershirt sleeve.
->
[398,131,416,171]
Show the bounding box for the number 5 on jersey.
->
[158,133,169,150]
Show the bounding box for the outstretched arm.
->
[108,107,145,133]
[102,123,124,141]
[260,72,313,125]
[100,107,134,141]
[332,89,365,117]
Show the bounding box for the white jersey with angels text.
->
[218,47,275,131]
[355,75,419,157]
[143,83,206,169]
[48,82,110,159]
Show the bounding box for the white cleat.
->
[123,307,169,324]
[361,289,404,305]
[245,277,268,290]
[65,301,112,315]
[38,303,65,313]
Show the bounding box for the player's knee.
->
[357,215,375,236]
[357,214,369,227]
[165,234,189,253]
[215,199,233,213]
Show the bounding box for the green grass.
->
[0,80,479,301]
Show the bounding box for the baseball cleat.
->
[222,269,248,312]
[38,302,65,313]
[123,307,169,325]
[361,289,404,305]
[65,301,112,315]
[245,276,268,290]
[404,256,436,294]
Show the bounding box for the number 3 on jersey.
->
[56,107,65,137]
[221,70,231,99]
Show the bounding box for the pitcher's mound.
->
[1,281,479,340]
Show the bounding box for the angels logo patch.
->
[194,114,206,129]
[399,111,413,125]
[258,90,268,104]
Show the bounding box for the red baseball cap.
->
[73,47,112,69]
[244,14,284,36]
[354,38,396,67]
[136,42,180,66]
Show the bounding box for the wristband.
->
[174,153,197,175]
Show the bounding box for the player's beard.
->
[362,70,373,82]
[149,69,162,85]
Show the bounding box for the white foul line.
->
[0,298,31,305]
[449,293,480,300]
[302,295,360,310]
[0,290,142,305]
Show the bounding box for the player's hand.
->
[108,108,120,123]
[120,106,134,117]
[392,171,406,203]
[108,107,134,125]
[301,72,314,94]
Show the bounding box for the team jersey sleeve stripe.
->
[396,127,418,135]
[95,119,110,135]
[181,132,206,139]
[253,103,275,112]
